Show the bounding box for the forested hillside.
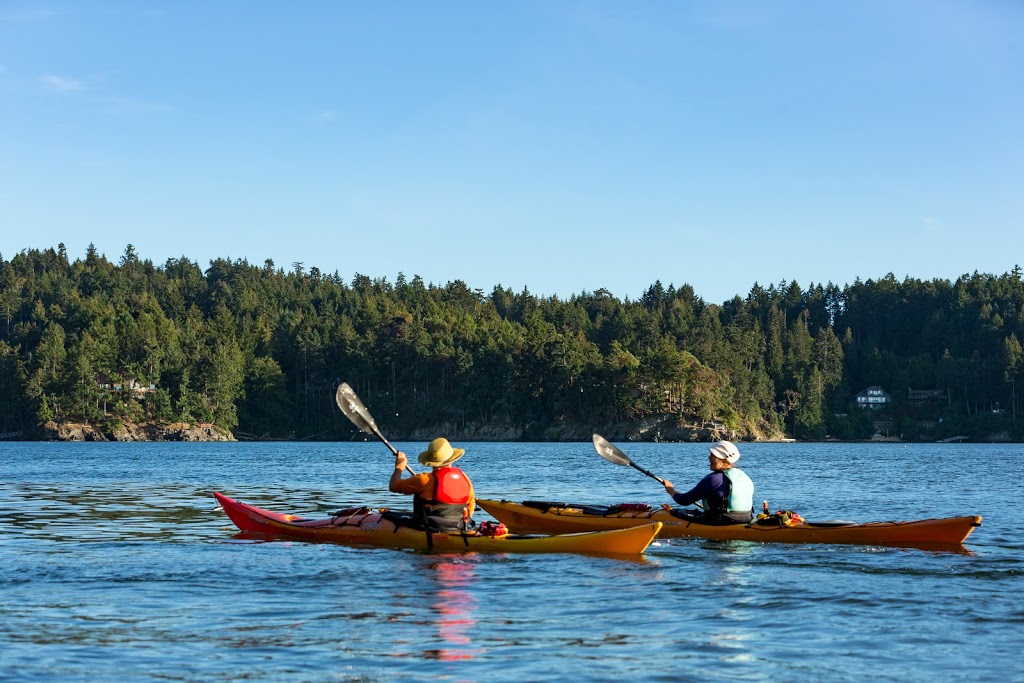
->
[1,245,1021,442]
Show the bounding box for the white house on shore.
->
[855,385,892,410]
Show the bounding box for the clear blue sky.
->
[1,2,1021,305]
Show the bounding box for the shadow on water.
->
[676,537,976,556]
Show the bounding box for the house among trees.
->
[96,375,156,397]
[855,386,892,410]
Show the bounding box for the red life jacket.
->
[432,466,471,504]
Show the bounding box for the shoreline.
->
[5,434,1018,444]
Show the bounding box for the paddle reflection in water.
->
[423,558,478,661]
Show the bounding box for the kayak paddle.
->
[592,434,666,485]
[336,383,416,474]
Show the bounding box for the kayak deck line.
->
[477,499,982,547]
[213,492,661,555]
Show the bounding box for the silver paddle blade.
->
[336,383,378,434]
[592,433,631,466]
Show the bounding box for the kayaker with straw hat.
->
[390,437,475,532]
[662,440,755,524]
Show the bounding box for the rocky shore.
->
[41,420,236,442]
[30,412,793,444]
[405,413,784,443]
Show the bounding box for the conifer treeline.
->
[0,245,1021,441]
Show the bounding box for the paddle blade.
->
[335,383,378,435]
[592,434,632,467]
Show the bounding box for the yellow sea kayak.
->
[214,492,661,555]
[477,499,982,547]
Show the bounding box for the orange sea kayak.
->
[213,492,661,555]
[477,499,982,547]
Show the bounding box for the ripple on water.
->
[2,442,1022,682]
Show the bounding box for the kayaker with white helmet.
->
[662,440,755,524]
[390,437,475,532]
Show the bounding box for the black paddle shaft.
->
[592,433,667,486]
[630,462,665,485]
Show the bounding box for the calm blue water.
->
[1,441,1022,682]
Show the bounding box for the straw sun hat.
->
[418,437,465,468]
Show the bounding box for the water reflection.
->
[2,443,1016,682]
[422,558,478,661]
[1,483,220,543]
